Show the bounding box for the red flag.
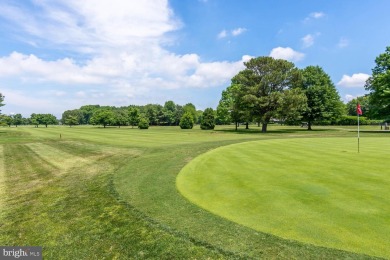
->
[357,103,363,115]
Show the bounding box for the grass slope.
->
[0,125,387,259]
[177,137,390,258]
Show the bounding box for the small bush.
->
[179,112,194,129]
[138,117,149,129]
[200,108,215,130]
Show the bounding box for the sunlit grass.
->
[177,137,390,258]
[0,125,387,259]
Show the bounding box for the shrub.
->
[138,117,149,129]
[179,112,194,129]
[336,116,368,125]
[200,108,215,130]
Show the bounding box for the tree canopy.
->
[300,66,344,130]
[365,46,390,119]
[224,56,305,132]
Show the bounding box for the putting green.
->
[177,137,390,258]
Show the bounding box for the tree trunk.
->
[235,122,238,131]
[308,121,312,131]
[261,123,268,132]
[245,122,249,129]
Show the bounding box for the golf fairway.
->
[177,137,390,258]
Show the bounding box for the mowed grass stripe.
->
[26,143,90,175]
[0,139,224,258]
[177,137,390,258]
[0,145,5,212]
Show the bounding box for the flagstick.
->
[358,113,360,153]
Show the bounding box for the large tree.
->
[365,46,390,119]
[40,114,58,127]
[216,84,245,129]
[62,109,83,126]
[90,109,115,128]
[13,114,23,127]
[300,66,344,130]
[128,107,140,128]
[230,56,304,132]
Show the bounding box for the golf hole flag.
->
[357,103,363,115]
[357,103,362,153]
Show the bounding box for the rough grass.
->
[0,125,387,259]
[177,137,390,259]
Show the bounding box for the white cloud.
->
[269,47,305,62]
[232,28,247,36]
[301,34,314,48]
[217,28,247,39]
[337,73,370,88]
[310,12,325,19]
[345,94,355,102]
[338,37,349,48]
[304,12,325,23]
[217,30,228,39]
[0,0,180,52]
[0,1,249,105]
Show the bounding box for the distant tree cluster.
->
[61,101,215,129]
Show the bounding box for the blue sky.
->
[0,0,389,117]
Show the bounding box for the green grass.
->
[177,137,390,258]
[0,125,388,259]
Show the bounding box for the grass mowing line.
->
[26,143,91,175]
[177,137,390,259]
[0,137,225,258]
[0,145,5,213]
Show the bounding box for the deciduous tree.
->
[300,66,343,130]
[230,57,303,132]
[365,46,390,119]
[90,109,115,128]
[128,107,140,128]
[13,114,23,127]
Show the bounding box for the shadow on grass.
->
[215,127,337,135]
[351,130,390,134]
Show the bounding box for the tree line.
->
[1,46,389,131]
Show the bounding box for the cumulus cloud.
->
[0,0,253,116]
[337,73,370,88]
[217,28,247,39]
[269,47,305,62]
